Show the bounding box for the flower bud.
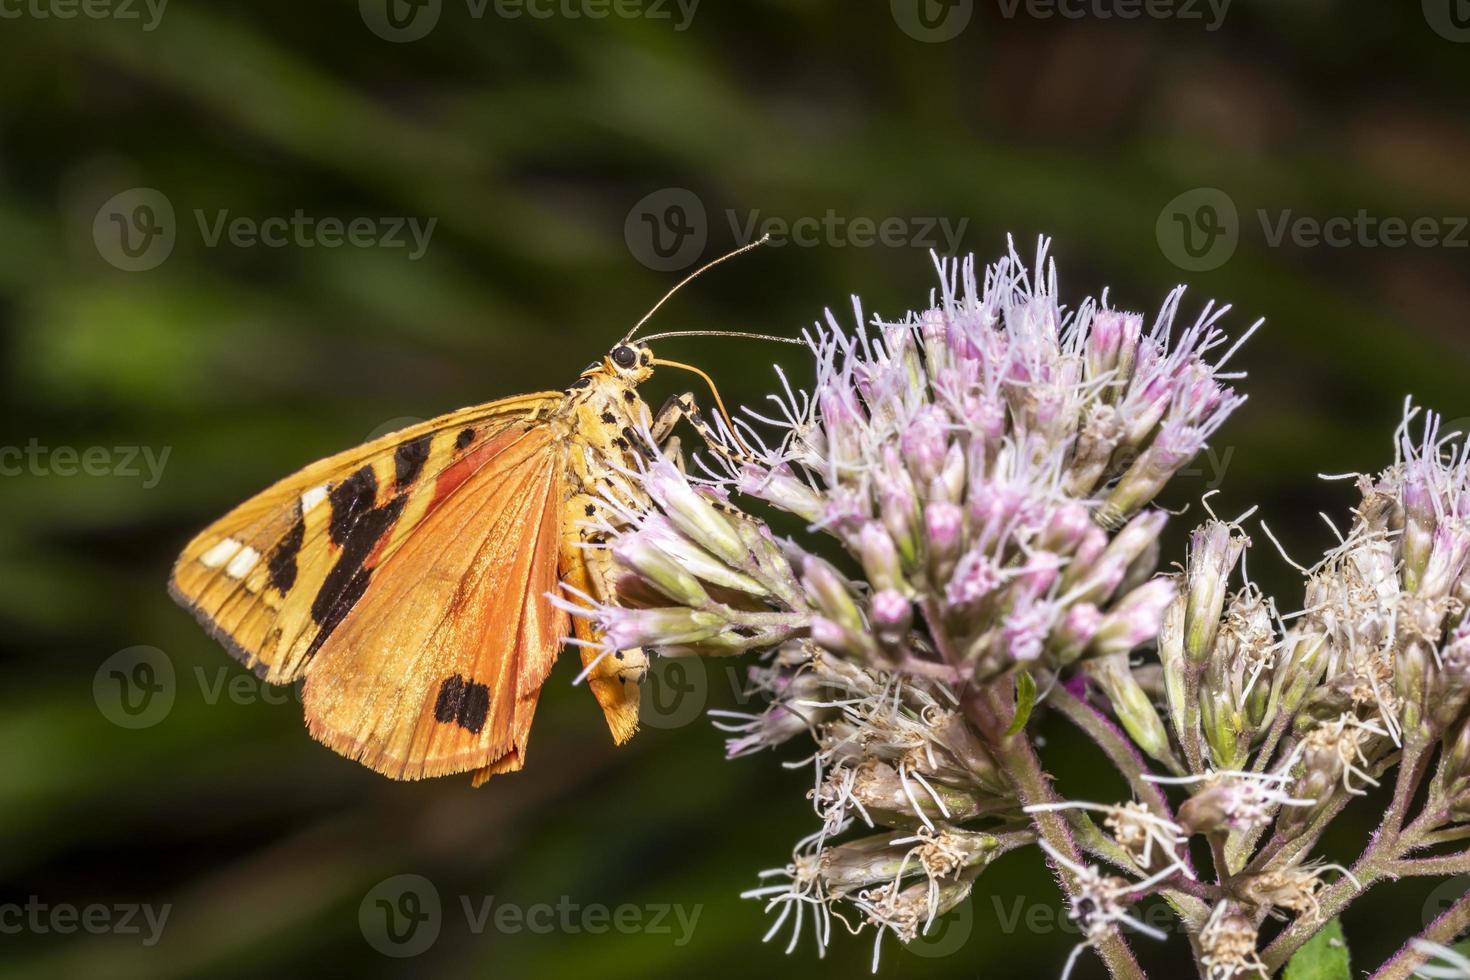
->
[740,462,825,523]
[846,762,993,828]
[1066,510,1168,606]
[1085,653,1173,763]
[878,447,921,565]
[1184,521,1246,667]
[1400,470,1436,594]
[871,589,912,647]
[1038,501,1092,557]
[934,440,967,505]
[645,459,746,568]
[1052,602,1102,665]
[1087,309,1143,393]
[1442,720,1470,812]
[820,829,998,897]
[858,521,908,593]
[1091,578,1177,657]
[613,535,710,607]
[603,606,726,649]
[901,405,949,486]
[636,514,768,597]
[946,548,1001,608]
[802,557,864,633]
[925,501,965,580]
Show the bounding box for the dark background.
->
[2,1,1469,977]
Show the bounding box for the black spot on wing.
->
[434,674,465,723]
[307,492,407,655]
[267,514,306,593]
[433,673,491,733]
[328,466,377,546]
[455,427,476,450]
[394,435,432,487]
[600,411,616,424]
[459,682,490,732]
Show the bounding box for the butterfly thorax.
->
[554,343,657,499]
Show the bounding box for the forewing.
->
[301,427,570,780]
[169,393,560,684]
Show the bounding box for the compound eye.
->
[611,345,637,369]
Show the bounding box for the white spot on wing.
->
[200,538,243,568]
[301,484,328,513]
[225,546,261,579]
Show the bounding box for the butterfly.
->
[169,240,797,786]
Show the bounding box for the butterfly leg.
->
[648,392,756,465]
[560,493,648,745]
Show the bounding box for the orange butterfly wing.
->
[169,395,561,686]
[300,424,569,779]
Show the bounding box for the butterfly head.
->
[591,342,656,385]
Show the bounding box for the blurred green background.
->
[2,1,1468,977]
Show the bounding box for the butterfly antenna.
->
[622,235,771,345]
[639,329,805,346]
[651,357,754,456]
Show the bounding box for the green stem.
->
[1388,852,1470,876]
[1050,683,1179,817]
[968,689,1145,980]
[1260,780,1446,970]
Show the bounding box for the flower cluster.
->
[565,240,1470,977]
